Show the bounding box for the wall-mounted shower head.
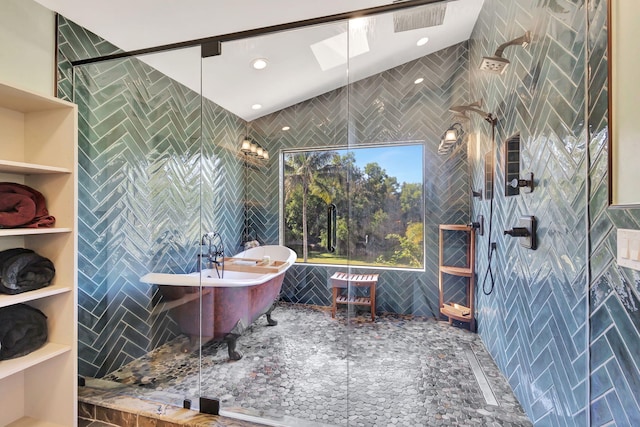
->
[479,56,511,74]
[479,31,532,74]
[448,100,497,125]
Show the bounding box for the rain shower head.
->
[392,1,447,33]
[479,31,532,74]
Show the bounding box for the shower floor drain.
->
[465,345,499,406]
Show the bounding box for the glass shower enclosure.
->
[73,45,212,404]
[70,1,475,425]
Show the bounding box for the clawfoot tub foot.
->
[265,303,278,326]
[225,333,243,360]
[181,335,200,353]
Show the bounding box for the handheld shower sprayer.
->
[201,231,217,246]
[479,31,532,74]
[444,100,499,296]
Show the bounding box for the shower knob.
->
[508,172,534,193]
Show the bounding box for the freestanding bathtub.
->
[140,245,297,360]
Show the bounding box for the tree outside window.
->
[282,144,424,269]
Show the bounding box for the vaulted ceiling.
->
[36,0,484,120]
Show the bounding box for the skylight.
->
[310,30,370,71]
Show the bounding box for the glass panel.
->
[199,20,350,425]
[345,2,474,425]
[72,46,204,407]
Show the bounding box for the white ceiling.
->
[35,0,484,121]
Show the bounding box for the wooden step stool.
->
[330,272,379,321]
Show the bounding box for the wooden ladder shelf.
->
[438,224,476,331]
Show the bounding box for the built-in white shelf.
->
[0,228,72,237]
[0,284,73,309]
[0,80,77,426]
[0,83,74,113]
[0,342,71,380]
[0,227,73,237]
[0,160,72,175]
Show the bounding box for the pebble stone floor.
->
[102,302,532,426]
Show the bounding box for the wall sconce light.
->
[240,136,268,161]
[438,123,465,155]
[240,138,252,153]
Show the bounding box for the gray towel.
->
[0,304,48,360]
[0,248,55,294]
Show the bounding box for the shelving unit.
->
[438,224,476,331]
[0,81,78,427]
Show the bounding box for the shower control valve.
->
[504,216,537,250]
[508,172,534,193]
[504,227,529,237]
[469,215,484,236]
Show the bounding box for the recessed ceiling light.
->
[414,77,424,84]
[282,126,290,131]
[417,37,429,47]
[252,104,262,110]
[251,58,268,70]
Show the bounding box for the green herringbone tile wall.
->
[249,42,471,316]
[467,0,640,425]
[59,16,246,377]
[469,1,589,425]
[60,16,472,378]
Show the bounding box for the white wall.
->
[0,0,55,95]
[611,0,640,205]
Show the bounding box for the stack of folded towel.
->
[0,304,48,360]
[0,182,55,228]
[0,248,55,295]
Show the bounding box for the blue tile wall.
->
[58,17,246,378]
[468,0,589,425]
[249,43,472,317]
[59,17,472,376]
[469,0,640,425]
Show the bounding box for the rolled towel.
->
[0,304,48,360]
[0,192,36,227]
[244,240,260,250]
[233,260,257,266]
[0,248,55,295]
[0,182,55,228]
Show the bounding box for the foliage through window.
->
[282,144,424,268]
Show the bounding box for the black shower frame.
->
[69,0,448,66]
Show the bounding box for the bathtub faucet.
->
[200,232,225,278]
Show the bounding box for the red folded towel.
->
[0,183,55,228]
